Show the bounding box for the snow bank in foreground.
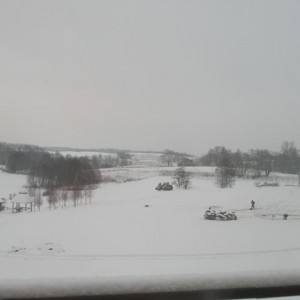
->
[1,270,300,299]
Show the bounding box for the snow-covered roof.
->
[12,193,33,204]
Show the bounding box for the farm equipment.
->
[155,182,173,191]
[204,207,237,221]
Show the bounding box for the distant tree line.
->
[90,151,132,169]
[0,142,132,173]
[0,142,42,169]
[200,141,300,177]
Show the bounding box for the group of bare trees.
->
[173,167,191,189]
[200,141,300,178]
[25,153,101,210]
[27,153,101,189]
[0,146,101,210]
[27,187,95,211]
[199,142,300,188]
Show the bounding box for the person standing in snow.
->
[251,200,255,210]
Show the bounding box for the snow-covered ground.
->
[1,171,300,298]
[0,171,27,199]
[101,166,216,183]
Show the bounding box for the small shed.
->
[12,193,34,213]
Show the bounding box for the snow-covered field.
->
[48,150,118,158]
[1,170,300,298]
[101,166,217,184]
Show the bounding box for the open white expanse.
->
[1,170,300,298]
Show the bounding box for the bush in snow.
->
[173,167,191,189]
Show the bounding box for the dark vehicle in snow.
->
[155,182,173,191]
[204,208,237,221]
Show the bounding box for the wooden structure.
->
[12,193,34,213]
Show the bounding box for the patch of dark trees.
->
[0,143,103,209]
[0,142,101,189]
[27,153,101,190]
[0,142,41,170]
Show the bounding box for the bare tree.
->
[47,189,58,209]
[71,189,81,207]
[161,150,178,166]
[231,150,251,177]
[34,189,43,211]
[173,167,191,189]
[61,189,69,208]
[83,186,93,204]
[27,187,43,211]
[215,167,235,188]
[215,147,235,188]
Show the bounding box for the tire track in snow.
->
[1,247,300,261]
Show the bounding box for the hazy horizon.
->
[1,1,300,155]
[1,138,297,157]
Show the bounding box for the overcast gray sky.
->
[1,0,300,155]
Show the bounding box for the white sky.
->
[1,0,300,155]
